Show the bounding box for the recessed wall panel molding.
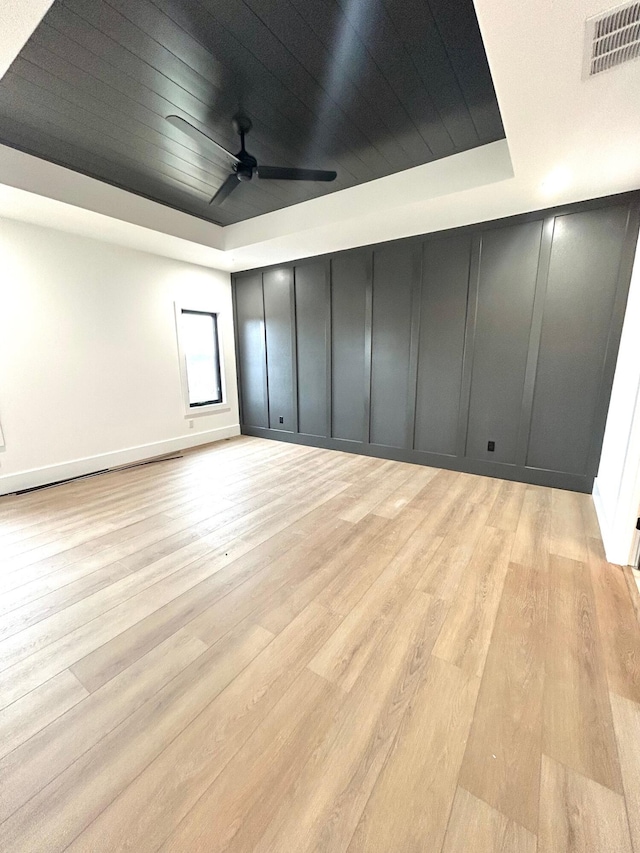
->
[465,220,543,465]
[527,204,632,476]
[232,192,640,492]
[263,268,295,432]
[233,272,268,429]
[294,260,328,438]
[370,243,417,449]
[330,252,370,443]
[414,233,471,456]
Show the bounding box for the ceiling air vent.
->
[584,2,640,76]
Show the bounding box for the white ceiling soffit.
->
[0,138,511,271]
[0,146,228,268]
[1,0,640,272]
[0,0,54,79]
[0,183,231,270]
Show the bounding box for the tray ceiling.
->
[0,0,505,225]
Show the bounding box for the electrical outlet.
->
[487,440,495,452]
[189,420,194,429]
[279,416,284,424]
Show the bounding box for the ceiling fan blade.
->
[257,165,337,182]
[166,115,240,164]
[210,173,240,205]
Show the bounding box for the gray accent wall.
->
[232,193,640,492]
[370,244,417,449]
[415,233,470,456]
[526,205,632,476]
[233,271,268,429]
[465,220,543,465]
[331,252,368,443]
[295,260,328,438]
[262,268,295,433]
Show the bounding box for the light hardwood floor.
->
[1,436,639,852]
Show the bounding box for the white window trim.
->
[174,301,231,417]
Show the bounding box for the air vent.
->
[584,2,640,76]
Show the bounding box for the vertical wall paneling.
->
[325,258,332,441]
[515,216,555,465]
[233,272,269,429]
[406,247,423,450]
[331,251,369,443]
[370,243,415,449]
[263,268,295,432]
[233,194,640,492]
[414,232,472,456]
[456,234,481,457]
[465,220,543,465]
[363,251,374,445]
[289,272,299,434]
[294,260,328,437]
[527,204,631,475]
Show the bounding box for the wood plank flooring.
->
[0,435,639,852]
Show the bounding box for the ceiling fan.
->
[166,114,337,206]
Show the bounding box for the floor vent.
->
[584,1,640,76]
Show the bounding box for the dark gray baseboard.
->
[241,426,591,493]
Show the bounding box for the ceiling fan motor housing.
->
[235,154,256,181]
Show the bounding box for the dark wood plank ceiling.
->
[0,0,505,226]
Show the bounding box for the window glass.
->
[181,310,222,406]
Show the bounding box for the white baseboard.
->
[0,424,241,496]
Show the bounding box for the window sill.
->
[185,404,231,418]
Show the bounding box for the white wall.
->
[593,234,640,565]
[0,218,239,495]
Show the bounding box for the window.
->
[180,309,223,407]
